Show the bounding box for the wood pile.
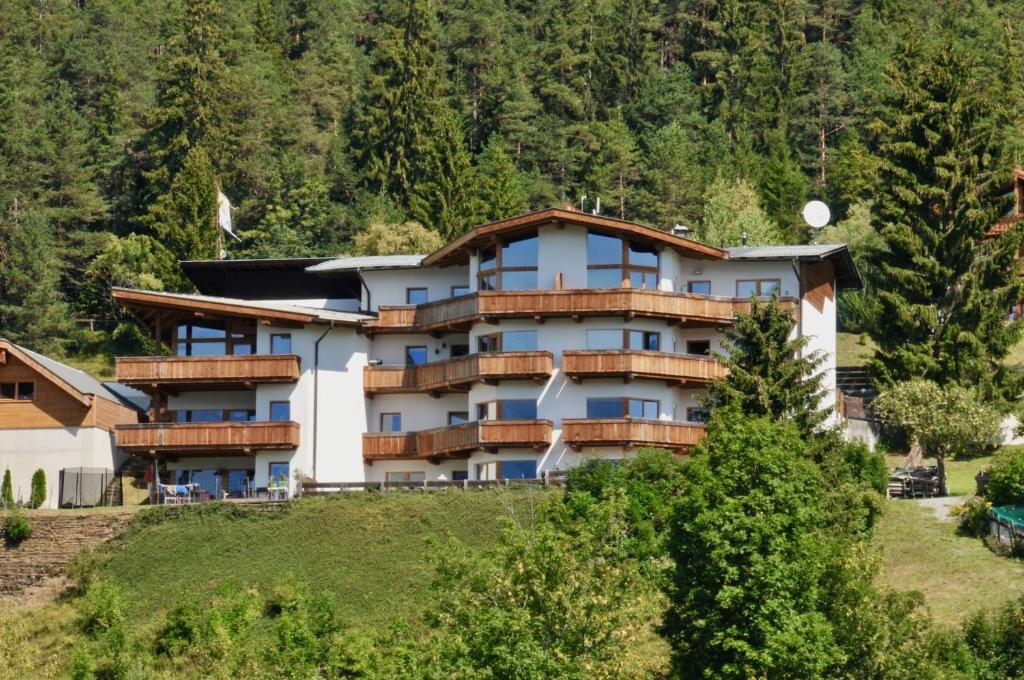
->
[887,465,943,499]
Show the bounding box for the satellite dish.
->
[802,200,831,229]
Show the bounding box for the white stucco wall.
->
[362,266,469,310]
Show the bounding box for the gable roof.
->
[725,244,862,290]
[422,208,728,267]
[0,339,141,410]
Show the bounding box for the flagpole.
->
[215,182,223,259]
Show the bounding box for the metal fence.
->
[60,467,118,508]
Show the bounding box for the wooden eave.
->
[0,340,92,407]
[421,208,728,267]
[111,287,342,327]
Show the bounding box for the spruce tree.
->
[475,135,528,222]
[587,115,641,220]
[30,469,45,509]
[409,109,481,239]
[867,37,1024,400]
[143,146,217,265]
[708,296,829,435]
[1,469,13,507]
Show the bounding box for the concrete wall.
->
[362,266,469,310]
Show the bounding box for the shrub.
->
[79,580,127,637]
[985,447,1024,506]
[3,513,32,544]
[1,468,12,507]
[30,468,45,508]
[951,496,992,536]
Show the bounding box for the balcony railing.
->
[561,350,727,386]
[116,354,301,391]
[561,418,704,451]
[363,419,553,461]
[365,290,797,333]
[364,351,553,395]
[116,421,300,455]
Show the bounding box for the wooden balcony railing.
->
[364,352,553,395]
[561,350,727,386]
[365,290,797,333]
[363,419,553,461]
[561,418,704,452]
[116,421,300,455]
[116,354,301,391]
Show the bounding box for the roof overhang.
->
[0,340,92,407]
[726,245,862,290]
[422,208,728,267]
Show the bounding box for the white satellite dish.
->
[802,200,831,229]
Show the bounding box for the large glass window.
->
[478,233,538,290]
[386,471,426,482]
[476,331,537,352]
[500,460,537,480]
[587,398,624,418]
[451,285,471,297]
[587,329,624,350]
[269,401,291,421]
[380,413,402,432]
[0,382,35,401]
[688,280,711,295]
[269,462,289,489]
[586,329,659,350]
[499,399,537,420]
[628,330,660,351]
[176,320,255,356]
[448,411,469,425]
[586,231,659,289]
[270,334,292,354]
[628,398,658,419]
[736,279,781,297]
[585,398,658,419]
[406,287,428,304]
[406,346,429,365]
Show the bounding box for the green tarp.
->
[991,505,1024,528]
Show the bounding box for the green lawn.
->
[873,499,1024,627]
[60,351,115,380]
[836,331,877,367]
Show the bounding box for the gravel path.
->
[915,496,966,522]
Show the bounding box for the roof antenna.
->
[592,196,601,215]
[580,194,587,213]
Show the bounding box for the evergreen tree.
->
[0,211,76,356]
[143,146,217,266]
[409,108,481,239]
[1,468,12,507]
[699,176,781,247]
[30,469,45,509]
[867,37,1024,400]
[475,135,528,222]
[350,220,444,255]
[587,114,641,220]
[709,296,829,435]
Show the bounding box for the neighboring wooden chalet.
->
[0,340,143,508]
[985,168,1024,319]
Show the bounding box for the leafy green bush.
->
[985,447,1024,506]
[3,514,32,543]
[30,468,45,508]
[78,580,127,637]
[951,496,992,536]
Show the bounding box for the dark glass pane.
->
[476,403,491,420]
[760,280,780,295]
[190,469,220,496]
[269,402,291,421]
[479,274,498,291]
[501,234,538,267]
[188,342,227,356]
[452,286,470,297]
[408,472,426,482]
[629,270,657,289]
[628,399,658,419]
[227,410,252,421]
[271,334,292,354]
[406,288,428,305]
[500,400,537,420]
[737,280,757,297]
[448,412,469,425]
[406,346,428,365]
[190,322,226,339]
[451,344,470,357]
[502,331,537,351]
[588,329,623,350]
[477,335,499,352]
[587,399,624,418]
[479,246,497,270]
[452,470,469,481]
[0,384,13,399]
[688,340,711,356]
[587,232,621,265]
[16,382,34,400]
[233,342,254,356]
[500,270,538,290]
[688,281,711,295]
[587,268,622,288]
[190,409,223,423]
[688,408,710,423]
[227,470,250,497]
[500,460,537,480]
[628,241,658,268]
[645,333,660,351]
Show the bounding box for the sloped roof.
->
[306,255,426,273]
[0,339,141,410]
[725,244,862,290]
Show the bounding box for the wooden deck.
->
[363,419,552,461]
[561,418,704,451]
[116,421,300,455]
[116,354,301,391]
[561,350,727,386]
[364,351,552,394]
[365,290,797,333]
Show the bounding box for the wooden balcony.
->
[116,354,301,392]
[363,419,553,462]
[561,418,704,452]
[364,352,553,395]
[364,289,796,334]
[562,350,727,387]
[116,421,300,456]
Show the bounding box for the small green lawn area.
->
[873,499,1024,627]
[836,331,877,367]
[1003,338,1024,368]
[61,351,115,380]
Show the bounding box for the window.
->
[269,462,289,489]
[448,411,469,425]
[175,409,241,423]
[586,330,659,350]
[452,470,469,481]
[478,233,538,291]
[476,331,537,352]
[476,400,537,420]
[736,279,781,297]
[451,285,470,297]
[687,407,710,423]
[450,343,470,358]
[687,280,711,295]
[380,413,402,432]
[176,319,255,356]
[687,340,711,356]
[7,382,34,400]
[270,334,292,355]
[0,383,15,400]
[586,398,658,419]
[386,471,426,482]
[405,346,429,366]
[406,287,428,305]
[477,334,500,352]
[476,402,491,421]
[500,460,537,480]
[586,231,659,289]
[227,409,255,421]
[269,401,291,422]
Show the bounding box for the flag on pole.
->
[217,190,241,241]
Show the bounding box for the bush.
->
[79,580,127,637]
[985,447,1024,506]
[30,468,45,508]
[3,513,32,544]
[951,496,992,536]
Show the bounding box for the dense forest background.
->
[2,0,1024,361]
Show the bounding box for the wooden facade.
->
[116,354,301,392]
[363,419,553,461]
[561,350,727,386]
[115,421,300,455]
[561,418,704,451]
[365,290,798,334]
[0,344,137,432]
[363,351,553,395]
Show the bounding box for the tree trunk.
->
[937,454,948,497]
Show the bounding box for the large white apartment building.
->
[111,208,859,496]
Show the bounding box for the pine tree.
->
[587,114,641,220]
[409,108,481,239]
[475,135,528,222]
[867,36,1024,400]
[1,469,12,507]
[0,211,76,357]
[144,146,217,265]
[353,0,444,203]
[709,296,829,435]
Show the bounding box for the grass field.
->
[836,331,877,367]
